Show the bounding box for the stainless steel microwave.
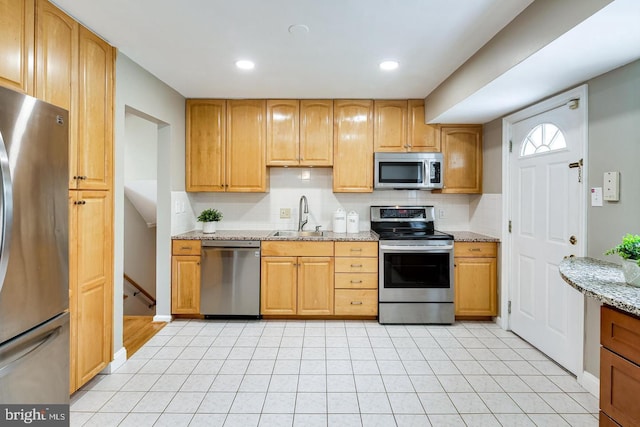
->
[374,152,443,190]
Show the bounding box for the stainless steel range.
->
[371,205,454,324]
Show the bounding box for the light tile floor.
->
[71,319,598,427]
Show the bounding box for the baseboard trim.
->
[579,370,600,398]
[102,347,127,374]
[153,314,172,323]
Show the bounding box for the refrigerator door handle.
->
[0,326,61,378]
[0,131,13,296]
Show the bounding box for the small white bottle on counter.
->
[333,208,346,233]
[347,210,359,233]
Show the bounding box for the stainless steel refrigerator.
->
[0,86,69,404]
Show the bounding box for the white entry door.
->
[506,87,586,375]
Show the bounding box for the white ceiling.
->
[431,0,640,123]
[51,0,533,99]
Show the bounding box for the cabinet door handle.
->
[350,280,363,284]
[469,248,481,252]
[350,248,362,252]
[181,246,191,250]
[351,264,362,268]
[350,301,363,305]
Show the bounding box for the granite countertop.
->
[173,229,499,243]
[559,257,640,316]
[173,229,378,242]
[445,231,500,243]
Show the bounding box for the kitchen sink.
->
[271,230,325,237]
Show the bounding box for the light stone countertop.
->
[444,231,500,243]
[559,257,640,316]
[173,229,500,243]
[172,229,378,241]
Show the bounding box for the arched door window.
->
[520,123,566,156]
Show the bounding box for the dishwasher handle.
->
[201,240,260,248]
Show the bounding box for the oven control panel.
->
[371,205,435,222]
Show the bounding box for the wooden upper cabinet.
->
[300,99,333,166]
[266,99,333,167]
[0,0,34,95]
[186,99,226,192]
[35,0,78,110]
[226,99,267,192]
[333,100,373,192]
[374,100,407,152]
[408,99,440,152]
[74,26,113,191]
[266,99,299,166]
[439,125,482,194]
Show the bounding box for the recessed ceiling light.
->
[235,60,255,70]
[288,24,310,34]
[379,60,399,71]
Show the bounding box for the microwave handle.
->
[424,161,429,184]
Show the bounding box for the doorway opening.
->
[122,108,162,355]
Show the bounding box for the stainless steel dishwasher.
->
[201,240,261,318]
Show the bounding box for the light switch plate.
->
[603,171,620,201]
[591,187,603,207]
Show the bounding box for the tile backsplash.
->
[173,168,493,234]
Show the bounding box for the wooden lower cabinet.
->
[600,305,640,426]
[335,289,377,316]
[454,242,497,317]
[261,241,334,316]
[171,240,201,314]
[261,255,334,316]
[261,256,297,315]
[69,190,113,392]
[297,257,334,315]
[334,242,378,316]
[600,347,640,426]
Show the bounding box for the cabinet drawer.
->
[172,240,201,255]
[335,241,377,257]
[600,347,640,427]
[261,241,334,257]
[335,290,377,316]
[454,242,497,258]
[335,273,378,289]
[335,257,378,273]
[601,305,640,365]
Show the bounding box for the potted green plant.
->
[197,208,223,234]
[605,234,640,287]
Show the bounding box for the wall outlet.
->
[279,208,291,219]
[438,209,446,219]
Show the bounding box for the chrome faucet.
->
[298,195,309,231]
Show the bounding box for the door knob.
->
[569,235,577,245]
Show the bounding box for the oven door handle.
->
[379,244,454,252]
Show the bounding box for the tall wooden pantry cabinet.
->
[28,0,115,393]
